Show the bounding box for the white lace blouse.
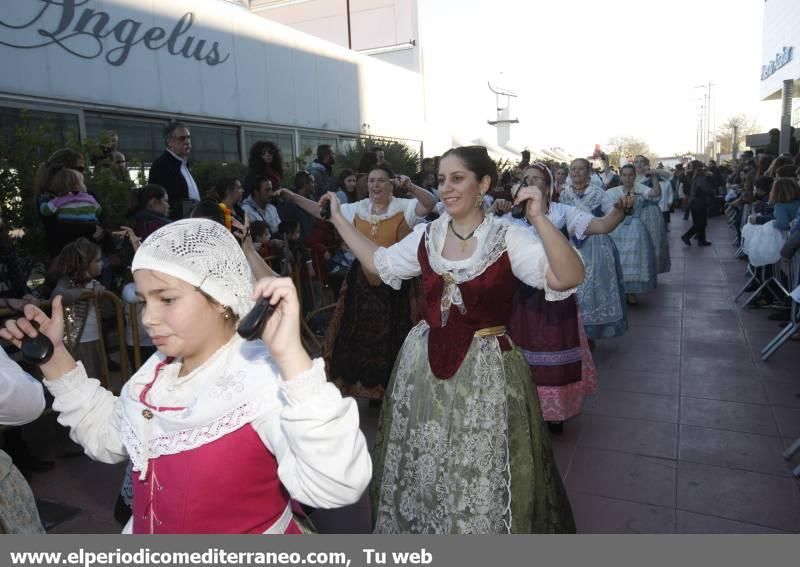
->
[43,335,371,509]
[374,213,576,302]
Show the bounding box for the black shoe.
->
[681,235,691,246]
[698,241,712,246]
[547,421,564,434]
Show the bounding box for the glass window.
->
[299,132,337,170]
[0,106,79,153]
[183,122,240,163]
[337,137,358,154]
[84,113,166,165]
[244,129,296,180]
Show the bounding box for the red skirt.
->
[508,287,597,421]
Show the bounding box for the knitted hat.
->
[131,218,255,317]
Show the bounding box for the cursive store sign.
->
[761,46,793,81]
[0,0,230,67]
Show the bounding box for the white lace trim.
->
[374,246,402,291]
[121,400,259,477]
[560,187,606,215]
[44,361,89,396]
[279,357,326,405]
[423,215,509,325]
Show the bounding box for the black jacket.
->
[148,151,195,220]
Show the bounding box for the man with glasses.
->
[148,122,200,219]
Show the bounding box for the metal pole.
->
[707,81,713,160]
[732,125,739,161]
[346,0,352,49]
[779,79,794,154]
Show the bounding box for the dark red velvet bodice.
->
[418,233,517,379]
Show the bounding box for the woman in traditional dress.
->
[322,146,583,533]
[632,155,670,273]
[500,164,630,431]
[605,164,658,304]
[276,164,435,400]
[559,159,628,340]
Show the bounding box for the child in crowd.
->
[2,219,370,534]
[249,220,284,263]
[39,169,102,245]
[50,238,106,379]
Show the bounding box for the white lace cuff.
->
[535,247,579,302]
[374,247,402,290]
[43,361,89,397]
[279,358,327,405]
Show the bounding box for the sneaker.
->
[698,241,712,246]
[681,235,691,246]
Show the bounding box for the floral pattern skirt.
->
[640,202,671,274]
[371,322,575,533]
[574,235,628,339]
[0,460,45,534]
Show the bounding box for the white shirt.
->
[166,149,200,201]
[242,197,281,234]
[0,348,45,427]
[0,348,46,478]
[373,213,576,302]
[340,197,420,227]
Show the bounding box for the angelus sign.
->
[0,0,230,68]
[761,46,793,81]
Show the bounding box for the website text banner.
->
[0,535,795,567]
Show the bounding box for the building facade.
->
[0,0,425,171]
[760,0,800,127]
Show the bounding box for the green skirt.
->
[371,323,575,533]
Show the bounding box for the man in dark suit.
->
[148,122,200,220]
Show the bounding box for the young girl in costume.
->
[2,218,371,534]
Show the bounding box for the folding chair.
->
[783,438,800,478]
[736,230,790,308]
[761,254,800,361]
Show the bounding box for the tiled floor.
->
[21,213,800,533]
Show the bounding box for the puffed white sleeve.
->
[505,223,578,301]
[373,223,426,290]
[600,190,618,215]
[252,358,371,509]
[0,349,45,426]
[563,206,593,240]
[339,202,358,224]
[43,362,128,464]
[400,197,422,226]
